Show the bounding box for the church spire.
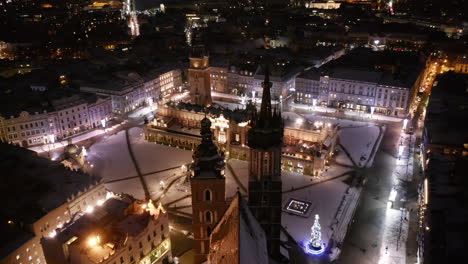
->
[191,117,225,179]
[259,64,272,122]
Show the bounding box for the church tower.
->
[247,64,284,260]
[188,31,212,106]
[190,117,227,264]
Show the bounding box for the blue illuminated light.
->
[303,240,326,256]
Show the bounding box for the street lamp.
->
[398,145,404,159]
[296,118,303,126]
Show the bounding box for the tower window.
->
[204,189,212,201]
[207,227,212,237]
[205,211,213,223]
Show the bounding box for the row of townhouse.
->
[417,72,468,264]
[210,60,302,99]
[0,94,112,148]
[80,69,182,114]
[295,67,423,117]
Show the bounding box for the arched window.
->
[204,189,212,201]
[207,227,212,237]
[205,211,213,223]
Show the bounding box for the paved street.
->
[339,121,406,264]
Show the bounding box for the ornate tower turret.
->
[190,117,227,263]
[189,31,212,106]
[247,64,284,259]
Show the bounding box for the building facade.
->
[316,68,421,117]
[41,199,171,264]
[81,69,182,114]
[0,111,52,148]
[190,117,227,264]
[188,43,212,106]
[295,69,321,104]
[144,102,338,176]
[209,66,228,93]
[0,95,113,147]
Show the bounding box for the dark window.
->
[139,241,142,248]
[206,211,212,223]
[205,189,212,201]
[207,227,212,236]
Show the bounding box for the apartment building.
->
[41,199,171,264]
[316,67,421,117]
[81,69,182,113]
[0,91,113,147]
[0,144,110,264]
[295,68,321,104]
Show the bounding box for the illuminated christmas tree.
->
[310,214,322,249]
[305,214,325,255]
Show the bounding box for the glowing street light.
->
[398,145,404,158]
[88,235,100,247]
[403,119,408,130]
[48,230,57,238]
[86,205,94,214]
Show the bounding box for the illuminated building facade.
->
[80,69,182,114]
[144,101,337,176]
[318,68,419,117]
[0,95,112,147]
[190,117,227,264]
[188,32,212,107]
[42,199,171,264]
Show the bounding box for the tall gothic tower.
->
[247,64,284,259]
[190,117,227,264]
[188,32,212,106]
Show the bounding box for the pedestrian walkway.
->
[292,103,402,123]
[377,129,415,264]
